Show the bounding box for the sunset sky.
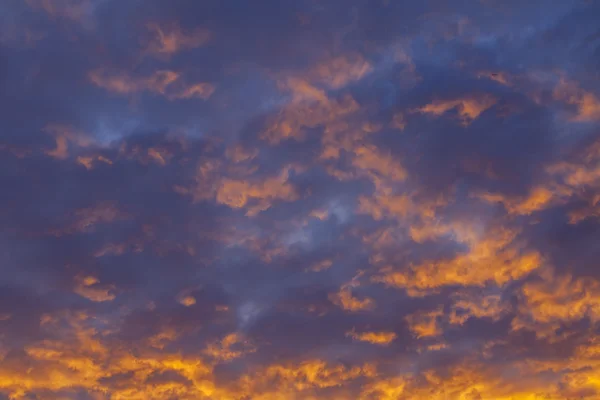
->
[2,0,600,399]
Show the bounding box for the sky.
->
[1,0,600,399]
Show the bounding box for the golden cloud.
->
[346,329,397,345]
[308,54,373,89]
[553,77,600,122]
[374,226,541,296]
[512,270,600,337]
[474,186,558,215]
[449,292,507,325]
[215,171,298,216]
[73,276,116,302]
[405,307,444,338]
[178,295,196,307]
[414,95,496,125]
[243,360,376,392]
[89,69,215,100]
[329,277,376,312]
[203,333,256,362]
[309,259,334,272]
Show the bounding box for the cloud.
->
[182,157,300,216]
[449,291,507,325]
[73,275,116,302]
[553,77,600,122]
[244,360,376,393]
[405,307,444,338]
[329,274,376,312]
[474,186,558,215]
[308,259,333,272]
[144,22,211,57]
[89,69,215,100]
[43,124,95,160]
[374,225,542,295]
[203,333,255,362]
[215,174,297,216]
[512,270,600,337]
[178,295,196,307]
[2,0,600,398]
[414,95,497,125]
[346,329,397,345]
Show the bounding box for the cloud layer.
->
[1,0,600,398]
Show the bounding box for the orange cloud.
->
[414,94,496,124]
[449,292,506,325]
[309,208,330,221]
[351,144,408,185]
[474,186,558,215]
[0,311,226,399]
[214,168,298,216]
[467,144,597,224]
[522,338,600,397]
[346,329,397,345]
[467,141,600,226]
[308,259,333,272]
[553,77,600,122]
[259,53,372,145]
[376,363,564,400]
[89,69,178,94]
[547,161,600,188]
[203,333,255,362]
[374,226,541,296]
[405,307,444,338]
[261,87,359,144]
[146,328,179,350]
[76,154,113,169]
[43,124,94,160]
[359,377,407,400]
[73,276,116,302]
[329,276,375,312]
[89,69,215,100]
[358,193,413,221]
[46,134,69,159]
[512,271,600,337]
[568,193,600,224]
[0,307,588,399]
[185,158,300,218]
[320,121,379,162]
[329,287,375,312]
[244,360,376,393]
[178,295,196,307]
[358,186,447,228]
